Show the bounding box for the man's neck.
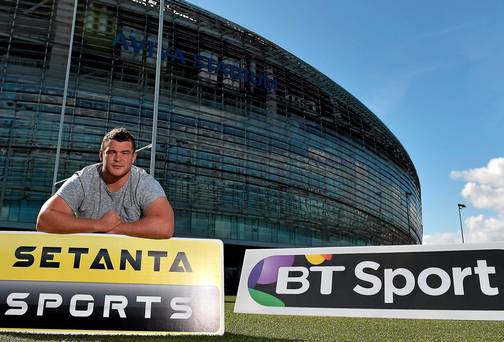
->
[101,170,131,193]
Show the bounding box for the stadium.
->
[0,0,422,289]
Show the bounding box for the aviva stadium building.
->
[0,0,422,286]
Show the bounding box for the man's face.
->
[101,139,136,179]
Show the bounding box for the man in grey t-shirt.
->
[37,128,174,239]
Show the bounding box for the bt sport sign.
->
[234,243,504,320]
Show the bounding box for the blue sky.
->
[187,0,504,243]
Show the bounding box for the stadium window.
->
[215,216,232,239]
[191,212,209,237]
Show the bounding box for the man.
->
[37,127,174,239]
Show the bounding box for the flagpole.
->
[51,0,78,194]
[150,0,164,176]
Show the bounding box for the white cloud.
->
[460,182,504,212]
[465,215,504,243]
[432,157,504,244]
[450,157,504,188]
[423,232,461,245]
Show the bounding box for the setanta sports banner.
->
[0,232,224,335]
[234,243,504,320]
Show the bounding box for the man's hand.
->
[98,210,122,232]
[107,197,174,239]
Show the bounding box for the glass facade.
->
[0,0,422,246]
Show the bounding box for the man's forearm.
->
[109,216,173,239]
[37,209,103,234]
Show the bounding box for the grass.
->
[1,296,504,341]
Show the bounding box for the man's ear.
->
[132,152,137,163]
[99,150,103,161]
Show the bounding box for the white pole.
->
[150,0,164,176]
[51,0,78,195]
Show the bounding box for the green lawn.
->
[1,296,503,341]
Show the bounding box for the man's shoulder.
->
[130,165,148,177]
[129,166,166,206]
[129,165,149,182]
[130,165,159,185]
[131,165,163,187]
[79,163,101,173]
[56,163,101,204]
[75,163,100,175]
[74,163,102,182]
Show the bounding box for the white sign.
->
[234,243,504,320]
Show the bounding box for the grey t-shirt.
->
[56,163,166,222]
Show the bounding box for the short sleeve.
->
[55,173,85,213]
[137,175,167,210]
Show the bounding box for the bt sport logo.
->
[247,250,502,310]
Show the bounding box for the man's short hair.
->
[100,127,136,154]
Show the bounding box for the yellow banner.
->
[0,232,222,286]
[0,232,224,335]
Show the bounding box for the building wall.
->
[0,0,422,246]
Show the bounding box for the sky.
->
[187,0,504,244]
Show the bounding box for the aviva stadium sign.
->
[113,31,278,91]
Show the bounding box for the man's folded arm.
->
[36,195,119,234]
[108,197,174,239]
